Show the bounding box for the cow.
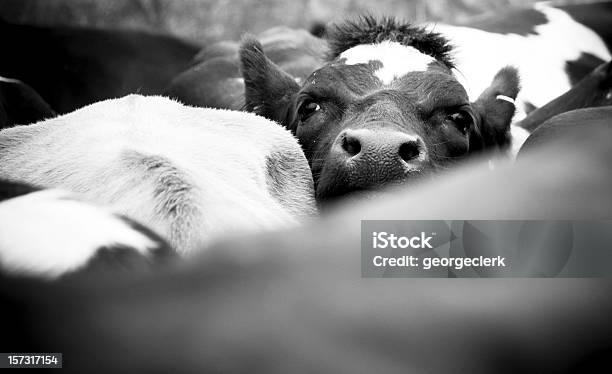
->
[0,19,199,113]
[435,1,611,121]
[0,179,174,280]
[0,95,316,254]
[516,60,612,133]
[0,76,55,129]
[165,26,328,110]
[1,113,611,374]
[240,16,521,202]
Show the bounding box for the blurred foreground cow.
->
[0,76,55,129]
[0,95,316,254]
[0,180,174,279]
[520,105,612,156]
[240,17,520,201]
[1,109,611,374]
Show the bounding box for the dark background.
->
[0,0,592,45]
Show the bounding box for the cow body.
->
[165,27,327,110]
[435,2,611,121]
[0,76,55,129]
[0,20,199,113]
[0,95,316,254]
[516,60,612,132]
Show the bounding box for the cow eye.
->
[297,100,321,122]
[445,110,473,134]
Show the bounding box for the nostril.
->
[341,134,361,157]
[398,141,421,162]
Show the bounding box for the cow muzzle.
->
[316,126,429,200]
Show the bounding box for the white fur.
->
[340,41,436,84]
[433,3,611,122]
[0,95,316,254]
[509,125,531,158]
[0,189,158,279]
[0,76,21,84]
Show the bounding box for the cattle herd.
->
[1,1,612,373]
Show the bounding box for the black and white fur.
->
[0,179,173,279]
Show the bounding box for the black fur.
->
[0,79,56,130]
[0,179,41,203]
[309,22,327,38]
[240,36,300,120]
[472,66,521,150]
[326,15,454,68]
[565,52,607,86]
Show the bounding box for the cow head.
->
[241,16,520,201]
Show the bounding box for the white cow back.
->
[0,95,316,254]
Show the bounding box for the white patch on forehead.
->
[339,41,436,84]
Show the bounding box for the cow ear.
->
[239,36,301,126]
[470,66,520,151]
